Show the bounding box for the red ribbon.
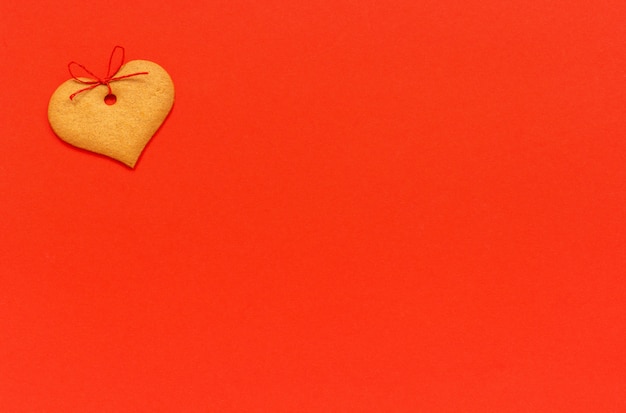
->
[68,46,148,100]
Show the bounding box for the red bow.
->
[68,46,148,100]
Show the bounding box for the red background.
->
[1,0,625,411]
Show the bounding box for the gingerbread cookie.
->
[48,47,175,168]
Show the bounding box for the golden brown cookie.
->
[48,59,175,168]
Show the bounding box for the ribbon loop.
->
[68,46,148,100]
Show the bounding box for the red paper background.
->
[1,0,625,411]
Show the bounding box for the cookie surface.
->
[48,60,175,168]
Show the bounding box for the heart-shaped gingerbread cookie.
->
[48,57,174,168]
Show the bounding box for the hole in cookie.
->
[104,94,117,105]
